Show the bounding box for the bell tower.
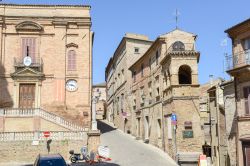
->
[161,29,203,158]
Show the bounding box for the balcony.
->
[226,50,250,76]
[14,57,43,72]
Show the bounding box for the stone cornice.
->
[0,3,91,9]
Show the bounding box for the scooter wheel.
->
[71,157,77,163]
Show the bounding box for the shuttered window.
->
[22,38,36,62]
[67,50,76,71]
[243,87,250,115]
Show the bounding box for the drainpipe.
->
[234,78,239,166]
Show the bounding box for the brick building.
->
[225,18,250,166]
[0,4,93,131]
[105,33,153,132]
[128,29,204,162]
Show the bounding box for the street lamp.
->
[91,91,101,130]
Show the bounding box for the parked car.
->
[34,154,68,166]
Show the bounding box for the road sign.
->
[43,131,50,138]
[171,114,177,121]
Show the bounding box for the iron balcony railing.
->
[226,50,250,70]
[14,57,43,68]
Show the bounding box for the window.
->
[141,63,144,77]
[121,69,124,83]
[121,94,124,112]
[22,38,36,61]
[116,97,119,115]
[133,71,136,82]
[157,119,161,138]
[68,50,76,71]
[178,65,192,84]
[156,51,159,65]
[134,47,139,53]
[118,73,120,86]
[172,41,185,51]
[244,38,250,50]
[149,57,151,71]
[243,86,250,115]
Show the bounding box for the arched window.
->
[68,50,76,71]
[178,65,192,84]
[172,41,185,51]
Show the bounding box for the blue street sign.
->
[171,114,177,121]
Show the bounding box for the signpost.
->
[43,131,50,138]
[171,113,177,126]
[183,130,194,138]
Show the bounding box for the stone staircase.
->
[0,108,88,131]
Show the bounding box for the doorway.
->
[137,118,141,138]
[19,84,35,108]
[243,142,250,166]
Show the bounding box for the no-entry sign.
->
[43,131,50,138]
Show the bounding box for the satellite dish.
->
[23,56,32,66]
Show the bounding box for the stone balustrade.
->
[0,108,87,131]
[0,131,87,141]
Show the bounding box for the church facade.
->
[0,4,93,130]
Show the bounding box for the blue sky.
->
[2,0,250,84]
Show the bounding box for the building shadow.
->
[0,63,13,108]
[97,120,116,134]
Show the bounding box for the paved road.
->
[97,120,178,166]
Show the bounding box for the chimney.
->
[209,75,214,87]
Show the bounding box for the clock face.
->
[66,80,78,92]
[23,56,32,66]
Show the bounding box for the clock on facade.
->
[23,56,32,66]
[66,80,78,92]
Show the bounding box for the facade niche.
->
[178,65,192,84]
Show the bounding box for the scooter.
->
[69,150,88,163]
[69,147,96,164]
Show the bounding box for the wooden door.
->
[243,142,250,166]
[19,84,35,108]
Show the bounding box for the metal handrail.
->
[14,57,43,67]
[226,50,250,70]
